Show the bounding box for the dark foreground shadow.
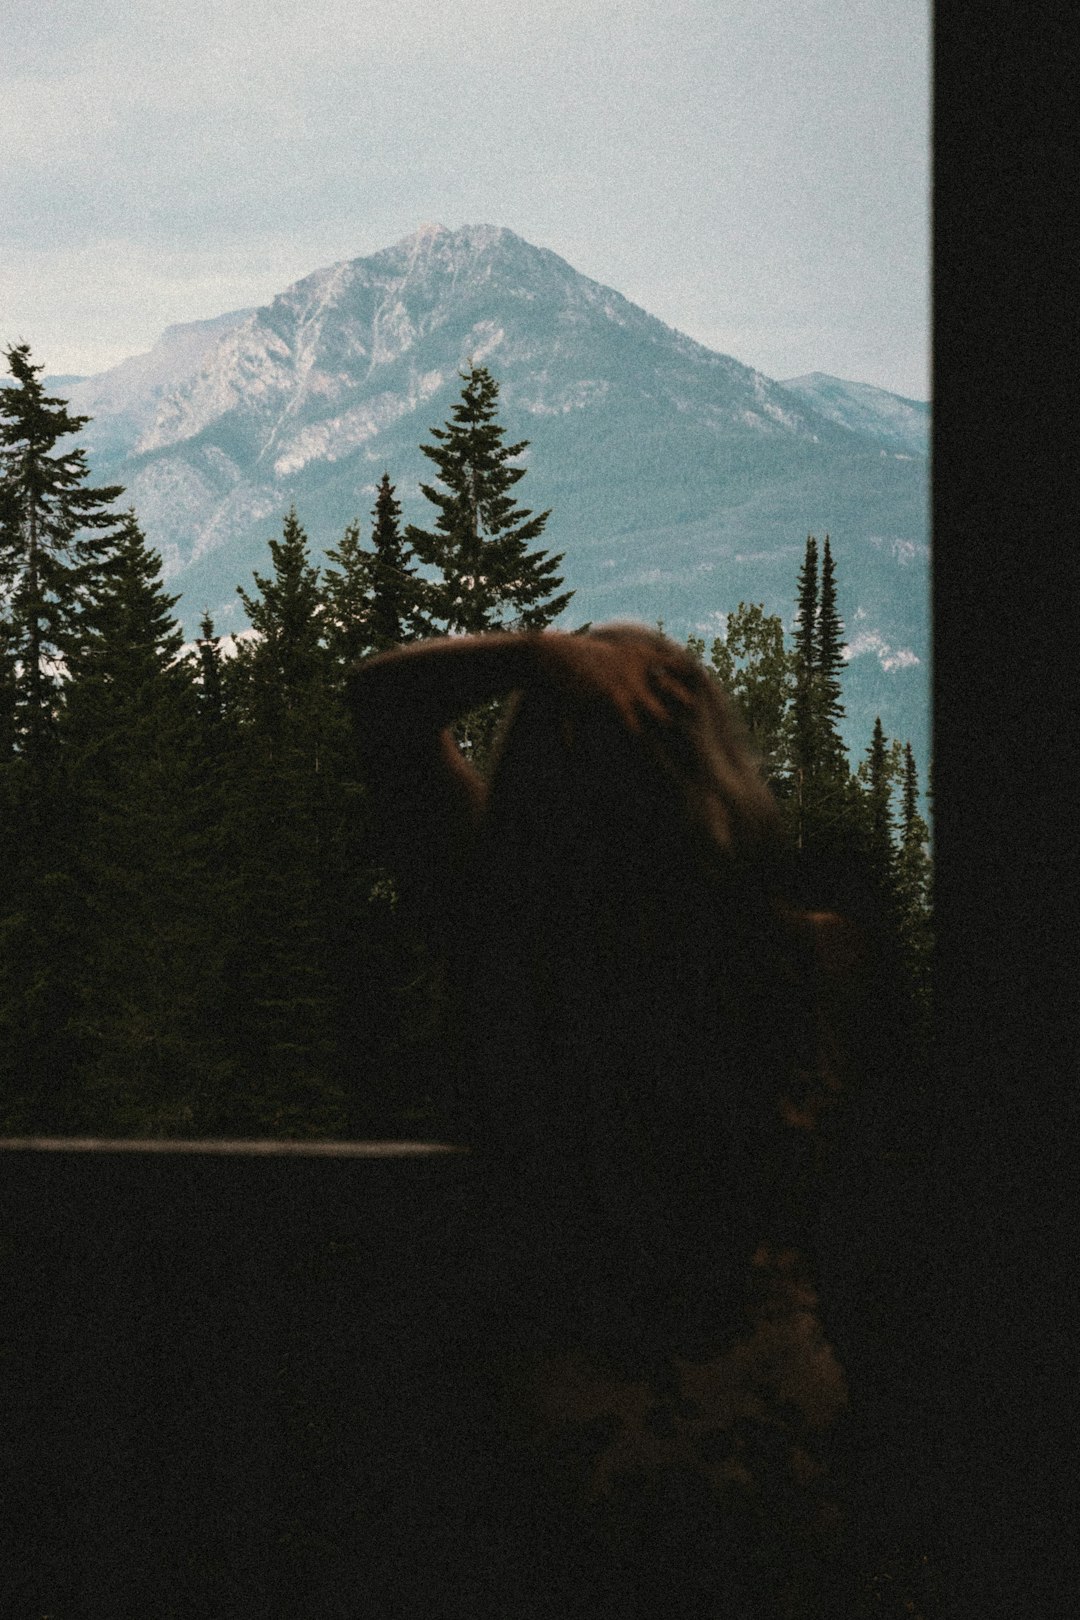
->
[0,1138,943,1619]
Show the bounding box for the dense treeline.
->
[0,344,931,1139]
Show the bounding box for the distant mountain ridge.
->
[44,223,930,768]
[776,373,929,457]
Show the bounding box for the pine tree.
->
[194,609,226,729]
[236,507,325,712]
[368,471,431,646]
[0,345,123,764]
[0,352,124,1127]
[64,510,186,684]
[896,740,933,1012]
[224,510,349,1135]
[57,512,210,1131]
[863,716,897,883]
[815,536,847,775]
[791,535,819,780]
[0,611,16,764]
[405,365,572,635]
[323,473,430,669]
[787,534,854,849]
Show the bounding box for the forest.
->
[0,344,932,1141]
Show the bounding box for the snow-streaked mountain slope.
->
[776,373,929,458]
[45,223,930,768]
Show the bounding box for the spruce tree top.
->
[236,507,325,698]
[793,535,819,676]
[323,473,430,660]
[405,364,572,634]
[0,344,123,559]
[65,510,185,683]
[1,346,125,758]
[815,536,848,771]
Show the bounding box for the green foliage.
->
[235,508,325,707]
[194,609,226,729]
[405,364,572,635]
[323,473,431,668]
[0,364,932,1143]
[403,364,574,767]
[0,348,126,1126]
[688,548,932,1025]
[0,766,88,1129]
[896,741,934,1014]
[816,537,847,777]
[219,511,351,1134]
[0,513,204,1130]
[0,612,17,763]
[0,343,123,765]
[863,716,896,873]
[55,513,212,1131]
[791,534,819,777]
[691,602,796,786]
[787,535,853,850]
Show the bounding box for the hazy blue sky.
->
[2,0,929,397]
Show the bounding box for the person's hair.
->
[453,626,816,1352]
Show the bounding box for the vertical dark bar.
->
[933,4,1078,1613]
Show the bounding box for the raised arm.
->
[345,627,695,913]
[345,633,542,913]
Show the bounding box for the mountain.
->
[776,373,929,458]
[51,222,930,770]
[62,309,254,469]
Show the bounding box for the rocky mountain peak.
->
[123,224,719,462]
[39,224,929,773]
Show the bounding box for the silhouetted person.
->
[347,625,922,1618]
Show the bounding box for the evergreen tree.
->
[194,609,226,729]
[236,507,325,712]
[57,512,210,1131]
[368,471,431,646]
[815,536,847,776]
[791,535,819,781]
[0,352,123,1128]
[788,535,853,848]
[405,365,572,635]
[895,741,933,1012]
[323,473,430,669]
[863,716,897,886]
[64,509,186,683]
[224,510,349,1135]
[0,611,16,764]
[0,345,123,764]
[405,365,572,764]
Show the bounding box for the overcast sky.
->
[2,0,929,398]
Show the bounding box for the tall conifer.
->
[816,536,847,773]
[323,473,430,669]
[864,716,897,880]
[896,740,933,1010]
[368,472,429,647]
[0,613,16,765]
[59,513,207,1130]
[194,610,227,729]
[225,510,347,1134]
[792,535,819,781]
[0,345,123,763]
[405,365,571,634]
[0,353,123,1126]
[788,534,854,848]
